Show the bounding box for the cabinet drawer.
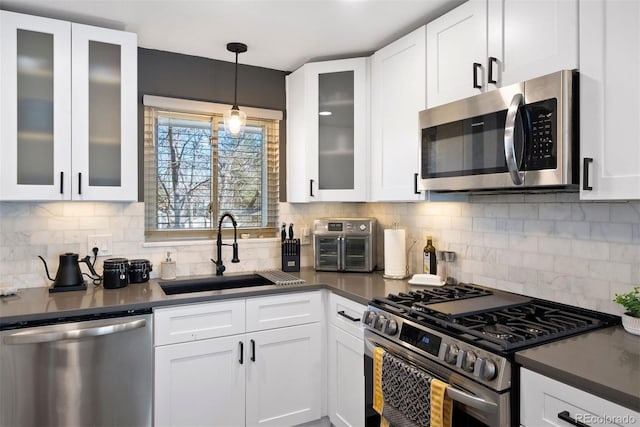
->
[154,299,245,346]
[329,292,366,339]
[520,368,639,427]
[246,291,322,332]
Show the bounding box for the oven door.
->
[364,330,510,427]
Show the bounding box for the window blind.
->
[143,101,280,240]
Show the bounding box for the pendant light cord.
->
[233,52,239,109]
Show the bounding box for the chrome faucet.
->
[211,212,240,276]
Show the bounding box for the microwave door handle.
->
[504,93,524,185]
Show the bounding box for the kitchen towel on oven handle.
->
[381,351,431,427]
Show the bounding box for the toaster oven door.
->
[314,235,341,271]
[343,236,372,272]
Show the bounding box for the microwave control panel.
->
[525,99,557,170]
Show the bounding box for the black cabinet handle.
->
[414,173,420,195]
[239,341,244,364]
[488,57,498,84]
[250,339,256,362]
[583,157,593,191]
[557,410,591,427]
[309,179,315,197]
[78,173,82,195]
[473,63,482,89]
[60,172,64,194]
[337,310,361,322]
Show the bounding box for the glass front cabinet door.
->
[286,57,369,202]
[0,11,137,201]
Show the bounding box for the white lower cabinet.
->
[155,335,246,426]
[154,291,323,427]
[246,323,322,426]
[327,293,366,427]
[520,368,640,427]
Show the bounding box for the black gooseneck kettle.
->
[38,252,99,293]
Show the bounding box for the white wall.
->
[1,195,638,315]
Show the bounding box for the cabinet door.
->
[0,11,71,200]
[71,23,138,201]
[305,58,369,201]
[371,26,425,201]
[579,0,640,200]
[328,325,364,427]
[154,335,246,427]
[520,368,639,427]
[426,0,487,108]
[285,66,311,202]
[488,0,578,88]
[245,323,322,426]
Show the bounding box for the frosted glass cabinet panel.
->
[0,11,72,200]
[318,71,355,191]
[17,30,55,186]
[0,11,137,201]
[88,41,122,187]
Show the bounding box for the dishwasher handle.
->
[3,318,147,345]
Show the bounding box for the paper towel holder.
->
[383,225,410,280]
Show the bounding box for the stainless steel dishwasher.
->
[0,310,153,427]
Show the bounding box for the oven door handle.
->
[445,385,498,414]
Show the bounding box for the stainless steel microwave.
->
[418,70,578,192]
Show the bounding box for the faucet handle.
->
[232,242,240,263]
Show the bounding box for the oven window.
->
[421,110,509,178]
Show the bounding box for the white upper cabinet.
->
[487,0,578,88]
[427,0,578,108]
[71,23,138,201]
[0,11,138,201]
[579,0,640,200]
[370,25,426,201]
[426,0,487,108]
[0,12,72,200]
[286,57,369,202]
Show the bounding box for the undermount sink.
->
[160,274,274,295]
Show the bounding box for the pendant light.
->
[223,42,248,137]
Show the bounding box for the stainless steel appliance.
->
[0,310,153,427]
[362,284,618,426]
[419,70,578,192]
[313,218,376,272]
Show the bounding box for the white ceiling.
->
[0,0,465,72]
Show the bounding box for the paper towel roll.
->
[384,229,407,279]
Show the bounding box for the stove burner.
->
[369,283,620,353]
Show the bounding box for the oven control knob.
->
[384,319,398,335]
[482,359,498,381]
[462,351,477,372]
[359,224,367,231]
[362,310,376,326]
[375,315,386,331]
[444,344,459,364]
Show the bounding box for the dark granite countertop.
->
[0,268,410,326]
[516,326,640,412]
[2,267,638,412]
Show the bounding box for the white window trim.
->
[143,95,283,121]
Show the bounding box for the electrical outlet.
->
[88,234,113,256]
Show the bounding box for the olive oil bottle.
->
[422,236,437,275]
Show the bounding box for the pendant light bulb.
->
[224,42,248,137]
[224,107,247,136]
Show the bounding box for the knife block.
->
[281,239,300,272]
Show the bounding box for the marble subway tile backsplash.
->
[1,194,639,316]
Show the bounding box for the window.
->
[143,96,280,240]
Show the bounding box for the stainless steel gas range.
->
[362,284,619,426]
